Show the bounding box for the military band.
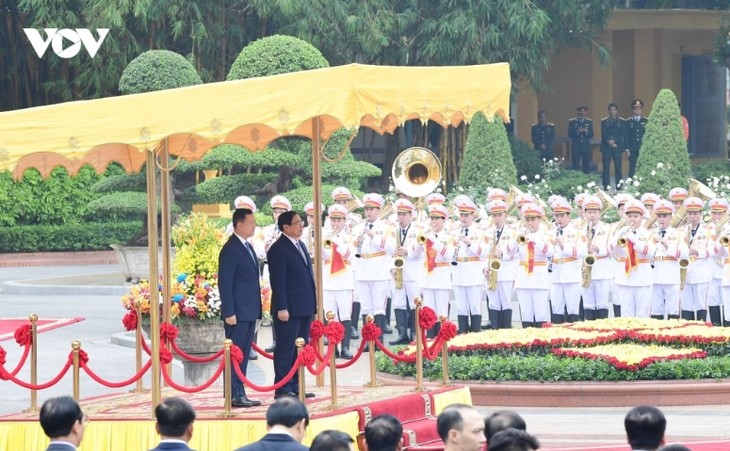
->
[226,176,730,358]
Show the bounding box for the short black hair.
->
[39,396,83,438]
[277,210,299,230]
[488,428,540,451]
[365,414,403,451]
[625,405,666,450]
[436,403,472,442]
[608,102,618,110]
[155,397,196,437]
[233,208,254,227]
[485,410,527,443]
[266,396,309,428]
[310,430,353,451]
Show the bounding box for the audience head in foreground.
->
[487,428,540,451]
[309,430,355,451]
[151,397,196,449]
[437,403,486,451]
[625,405,666,451]
[235,396,310,451]
[484,410,527,444]
[39,396,87,449]
[364,414,404,451]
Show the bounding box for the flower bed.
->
[377,318,730,382]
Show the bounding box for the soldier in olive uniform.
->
[625,98,648,179]
[600,103,626,190]
[531,110,555,161]
[568,106,594,174]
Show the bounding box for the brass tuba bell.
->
[392,147,443,198]
[671,178,717,228]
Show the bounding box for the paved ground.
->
[1,252,729,449]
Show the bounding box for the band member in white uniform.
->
[609,199,655,318]
[352,193,395,342]
[707,198,729,326]
[681,197,713,322]
[610,193,634,317]
[389,198,424,345]
[668,187,689,212]
[649,200,686,320]
[549,197,586,323]
[483,199,518,329]
[302,201,324,258]
[581,195,613,320]
[322,204,355,359]
[451,196,488,333]
[420,203,456,337]
[514,203,553,328]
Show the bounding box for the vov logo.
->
[23,28,110,59]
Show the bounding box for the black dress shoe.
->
[350,327,359,339]
[383,324,393,334]
[274,391,298,399]
[231,397,253,408]
[303,392,316,398]
[265,342,276,353]
[249,349,258,360]
[340,348,354,360]
[241,396,262,406]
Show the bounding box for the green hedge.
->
[85,192,181,221]
[91,172,147,193]
[0,221,142,252]
[195,173,278,205]
[693,160,730,183]
[511,136,544,183]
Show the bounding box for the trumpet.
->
[516,235,528,246]
[416,234,427,245]
[720,235,730,246]
[323,237,334,249]
[617,226,635,248]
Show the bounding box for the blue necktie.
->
[245,242,257,267]
[297,241,308,263]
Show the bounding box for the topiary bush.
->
[634,89,691,195]
[511,136,544,184]
[195,173,278,204]
[227,35,329,81]
[0,221,142,252]
[201,144,304,171]
[85,192,180,221]
[119,50,203,95]
[458,113,517,191]
[91,172,147,193]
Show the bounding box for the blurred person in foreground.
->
[363,414,404,451]
[625,405,666,451]
[488,428,540,451]
[484,410,527,445]
[235,396,309,451]
[309,430,355,451]
[149,397,196,450]
[437,403,486,451]
[39,396,87,451]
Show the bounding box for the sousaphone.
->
[392,147,442,198]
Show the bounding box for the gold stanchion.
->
[439,315,450,386]
[130,302,146,393]
[71,341,81,401]
[414,298,425,392]
[326,311,338,408]
[296,338,306,403]
[26,314,39,413]
[222,339,234,418]
[364,315,382,388]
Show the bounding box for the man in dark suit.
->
[624,405,666,451]
[234,396,310,451]
[568,106,594,174]
[600,103,627,189]
[148,397,197,451]
[267,210,317,399]
[39,396,87,450]
[218,208,263,408]
[625,98,649,179]
[531,110,555,161]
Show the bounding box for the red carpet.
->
[0,317,84,342]
[546,441,729,451]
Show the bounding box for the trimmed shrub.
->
[91,172,147,193]
[458,113,517,191]
[201,144,304,170]
[693,160,730,184]
[634,89,691,195]
[227,35,329,81]
[0,221,142,252]
[511,136,544,184]
[85,192,180,221]
[195,173,278,204]
[119,50,202,95]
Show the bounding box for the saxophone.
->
[487,228,501,291]
[582,225,595,288]
[393,228,405,289]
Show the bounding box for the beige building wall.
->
[515,9,724,165]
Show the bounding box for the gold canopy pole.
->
[146,148,161,413]
[159,140,173,382]
[312,117,325,388]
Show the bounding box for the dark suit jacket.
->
[234,433,309,451]
[266,235,316,317]
[568,117,594,153]
[46,443,77,451]
[218,234,262,322]
[148,441,195,451]
[600,116,626,152]
[625,116,648,152]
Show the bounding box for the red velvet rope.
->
[169,340,224,363]
[305,344,334,376]
[161,359,225,393]
[373,338,417,362]
[232,348,302,392]
[140,336,152,355]
[251,342,274,360]
[81,359,152,388]
[0,343,31,379]
[0,360,72,390]
[14,324,32,346]
[418,307,437,331]
[335,339,367,369]
[160,348,174,365]
[160,323,179,342]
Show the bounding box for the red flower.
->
[122,310,138,332]
[230,345,243,364]
[0,346,6,365]
[14,324,32,346]
[300,344,317,366]
[437,321,457,341]
[325,322,345,345]
[160,348,174,364]
[362,322,382,341]
[160,323,179,343]
[310,320,326,341]
[419,307,437,331]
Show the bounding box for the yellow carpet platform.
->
[0,385,470,450]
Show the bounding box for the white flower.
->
[656,162,664,169]
[651,170,656,176]
[535,174,541,180]
[576,185,583,191]
[521,175,527,181]
[587,182,595,188]
[633,180,640,187]
[458,186,464,192]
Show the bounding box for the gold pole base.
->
[22,407,39,414]
[128,387,150,394]
[363,381,384,388]
[219,411,237,418]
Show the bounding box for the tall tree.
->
[458,113,517,191]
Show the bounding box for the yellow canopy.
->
[0,63,510,179]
